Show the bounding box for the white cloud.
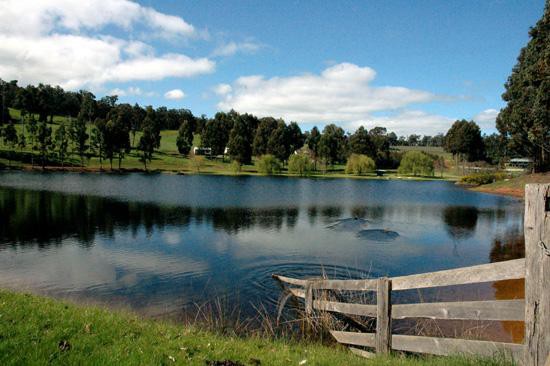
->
[473,108,499,130]
[216,63,448,134]
[164,89,186,100]
[212,41,263,57]
[109,86,152,97]
[214,84,232,95]
[0,0,214,90]
[0,0,196,38]
[0,34,215,90]
[359,110,453,136]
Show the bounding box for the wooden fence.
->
[273,183,549,365]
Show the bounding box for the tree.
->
[202,112,233,158]
[176,120,194,156]
[17,129,26,154]
[138,123,156,171]
[496,2,550,171]
[227,115,253,164]
[253,117,278,156]
[266,120,291,162]
[36,121,53,170]
[102,118,130,170]
[286,122,304,154]
[345,154,376,175]
[483,133,508,166]
[288,154,313,176]
[90,120,105,169]
[318,124,346,166]
[2,122,18,166]
[54,122,69,167]
[444,119,485,173]
[70,114,89,166]
[349,126,376,157]
[398,151,434,176]
[305,126,321,169]
[255,154,281,175]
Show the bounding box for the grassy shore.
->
[0,289,513,366]
[473,172,550,198]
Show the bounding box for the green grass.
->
[0,289,513,366]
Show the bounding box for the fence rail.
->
[273,183,550,366]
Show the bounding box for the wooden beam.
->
[288,288,305,298]
[524,184,550,366]
[310,279,377,291]
[392,299,525,321]
[330,331,376,348]
[313,299,377,317]
[391,258,525,291]
[376,278,392,354]
[272,274,308,287]
[391,335,524,360]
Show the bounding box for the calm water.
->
[0,171,524,320]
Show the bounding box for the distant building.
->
[505,158,533,171]
[193,147,212,156]
[294,146,314,158]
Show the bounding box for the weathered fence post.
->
[376,277,392,354]
[304,281,313,316]
[524,184,550,366]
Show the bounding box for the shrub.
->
[230,160,242,174]
[345,154,376,175]
[255,154,281,175]
[288,154,314,176]
[397,151,435,176]
[459,172,508,185]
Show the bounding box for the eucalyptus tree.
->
[54,122,69,167]
[496,2,550,171]
[176,120,193,156]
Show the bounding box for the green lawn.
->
[0,289,513,365]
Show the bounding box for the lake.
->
[0,172,524,337]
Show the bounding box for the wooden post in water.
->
[524,184,550,366]
[376,277,392,354]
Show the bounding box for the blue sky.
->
[0,0,545,135]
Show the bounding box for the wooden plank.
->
[288,288,305,298]
[313,300,377,317]
[392,299,525,321]
[376,278,392,354]
[310,278,377,291]
[391,258,525,291]
[349,347,376,359]
[392,335,525,360]
[272,274,308,287]
[330,331,376,348]
[524,183,550,366]
[304,282,313,315]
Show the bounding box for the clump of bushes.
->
[288,154,314,176]
[230,160,242,174]
[345,154,376,175]
[459,172,508,185]
[255,154,281,175]
[397,151,434,176]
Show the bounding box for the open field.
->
[0,289,513,366]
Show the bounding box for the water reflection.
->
[443,206,478,240]
[0,173,524,330]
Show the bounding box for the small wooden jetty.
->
[274,184,550,365]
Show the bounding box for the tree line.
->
[0,78,535,174]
